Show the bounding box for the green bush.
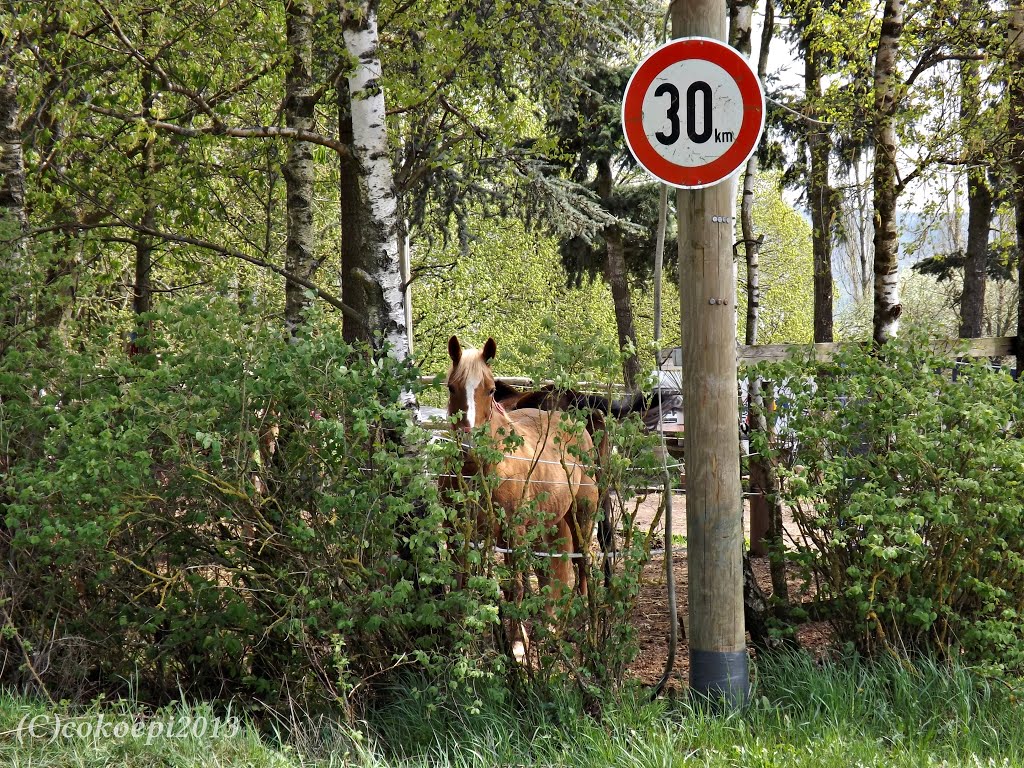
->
[1,300,482,712]
[1,303,658,714]
[753,334,1024,671]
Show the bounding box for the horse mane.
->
[447,348,492,387]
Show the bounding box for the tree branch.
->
[21,222,361,323]
[895,161,925,195]
[904,51,986,90]
[86,104,352,159]
[96,0,221,124]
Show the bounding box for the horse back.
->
[494,408,597,505]
[504,408,595,455]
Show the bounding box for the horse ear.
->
[482,337,497,363]
[448,335,462,364]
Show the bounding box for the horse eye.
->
[488,387,496,395]
[447,384,455,392]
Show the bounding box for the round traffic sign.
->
[622,37,765,189]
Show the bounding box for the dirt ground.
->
[622,491,833,689]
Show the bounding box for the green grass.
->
[2,653,1021,767]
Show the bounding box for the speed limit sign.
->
[622,37,765,189]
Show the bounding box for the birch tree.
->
[730,0,772,346]
[338,0,409,359]
[870,0,905,344]
[865,0,990,344]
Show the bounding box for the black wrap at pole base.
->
[690,649,750,708]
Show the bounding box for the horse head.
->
[445,335,499,433]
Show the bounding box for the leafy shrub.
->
[753,334,1024,671]
[1,303,658,714]
[0,300,481,712]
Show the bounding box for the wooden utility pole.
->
[673,0,749,706]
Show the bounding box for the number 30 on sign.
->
[622,37,765,189]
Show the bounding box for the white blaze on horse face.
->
[464,372,481,428]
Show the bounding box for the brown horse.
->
[445,335,599,604]
[492,379,683,587]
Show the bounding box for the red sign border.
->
[622,37,765,189]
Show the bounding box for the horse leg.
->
[593,427,615,591]
[546,517,574,607]
[505,558,530,663]
[569,505,588,598]
[498,532,531,663]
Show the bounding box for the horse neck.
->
[484,398,511,440]
[453,399,511,471]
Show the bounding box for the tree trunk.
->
[1011,4,1024,376]
[733,0,776,567]
[840,162,875,304]
[283,0,318,333]
[338,0,411,359]
[596,158,640,389]
[605,227,641,389]
[871,0,905,345]
[960,173,991,339]
[959,60,991,339]
[397,216,414,354]
[734,0,771,347]
[653,184,668,343]
[0,60,25,339]
[131,69,156,357]
[804,30,835,343]
[727,0,754,56]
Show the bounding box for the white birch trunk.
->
[727,0,753,55]
[339,1,410,360]
[870,0,904,344]
[729,0,761,346]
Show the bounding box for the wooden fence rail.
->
[736,335,1017,365]
[658,335,1018,368]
